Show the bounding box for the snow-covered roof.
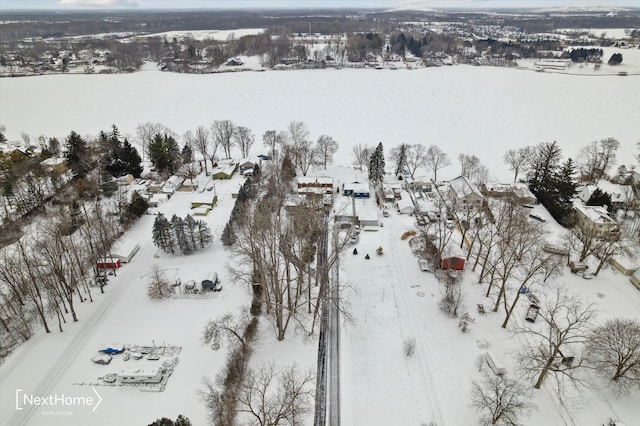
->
[448,175,483,199]
[344,182,369,193]
[574,204,616,225]
[577,180,635,204]
[297,176,333,186]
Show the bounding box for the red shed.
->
[441,256,465,271]
[97,257,121,269]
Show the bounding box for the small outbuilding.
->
[111,239,140,263]
[441,256,465,271]
[97,257,121,270]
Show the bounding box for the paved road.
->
[314,218,341,426]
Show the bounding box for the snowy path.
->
[8,243,153,426]
[386,230,445,426]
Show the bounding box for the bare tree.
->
[404,144,427,178]
[262,130,281,160]
[425,144,451,182]
[458,153,489,185]
[351,143,370,172]
[471,372,534,426]
[147,264,172,299]
[315,134,338,170]
[192,126,211,175]
[178,161,201,184]
[586,318,640,394]
[284,121,317,176]
[234,126,255,158]
[516,286,597,390]
[237,363,315,426]
[201,308,255,353]
[503,147,530,183]
[577,141,604,184]
[598,137,620,178]
[211,120,236,159]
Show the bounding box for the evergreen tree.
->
[148,133,180,176]
[608,53,623,65]
[127,191,149,218]
[281,153,296,181]
[587,188,613,211]
[554,158,578,225]
[394,143,407,176]
[100,171,118,197]
[368,142,385,188]
[171,214,188,254]
[221,222,235,246]
[183,214,198,252]
[152,213,174,253]
[196,219,213,248]
[121,139,143,177]
[181,143,193,164]
[64,131,90,179]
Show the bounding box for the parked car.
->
[445,219,454,229]
[383,209,389,217]
[525,304,540,322]
[582,272,594,280]
[418,259,430,272]
[349,233,359,244]
[147,354,160,361]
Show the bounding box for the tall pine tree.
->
[368,142,385,188]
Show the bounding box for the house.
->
[481,182,537,205]
[397,195,415,215]
[117,367,163,384]
[40,157,67,173]
[226,57,244,66]
[238,159,257,176]
[111,239,140,263]
[574,204,621,240]
[448,176,484,212]
[297,176,334,194]
[191,195,218,209]
[576,180,634,211]
[343,182,370,198]
[211,162,237,180]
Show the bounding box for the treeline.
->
[566,48,604,63]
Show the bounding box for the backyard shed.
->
[97,257,121,269]
[441,256,465,271]
[111,239,140,263]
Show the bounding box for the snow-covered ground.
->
[1,64,639,182]
[1,64,640,426]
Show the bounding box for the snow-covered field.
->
[1,64,639,182]
[1,65,640,426]
[132,28,265,41]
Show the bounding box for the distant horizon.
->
[1,0,639,11]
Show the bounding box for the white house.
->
[574,204,621,240]
[448,176,484,212]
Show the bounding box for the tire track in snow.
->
[9,245,148,426]
[387,232,445,425]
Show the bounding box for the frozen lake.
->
[1,65,638,181]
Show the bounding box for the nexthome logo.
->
[15,388,102,413]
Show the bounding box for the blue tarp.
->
[100,345,124,354]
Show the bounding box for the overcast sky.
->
[1,0,638,10]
